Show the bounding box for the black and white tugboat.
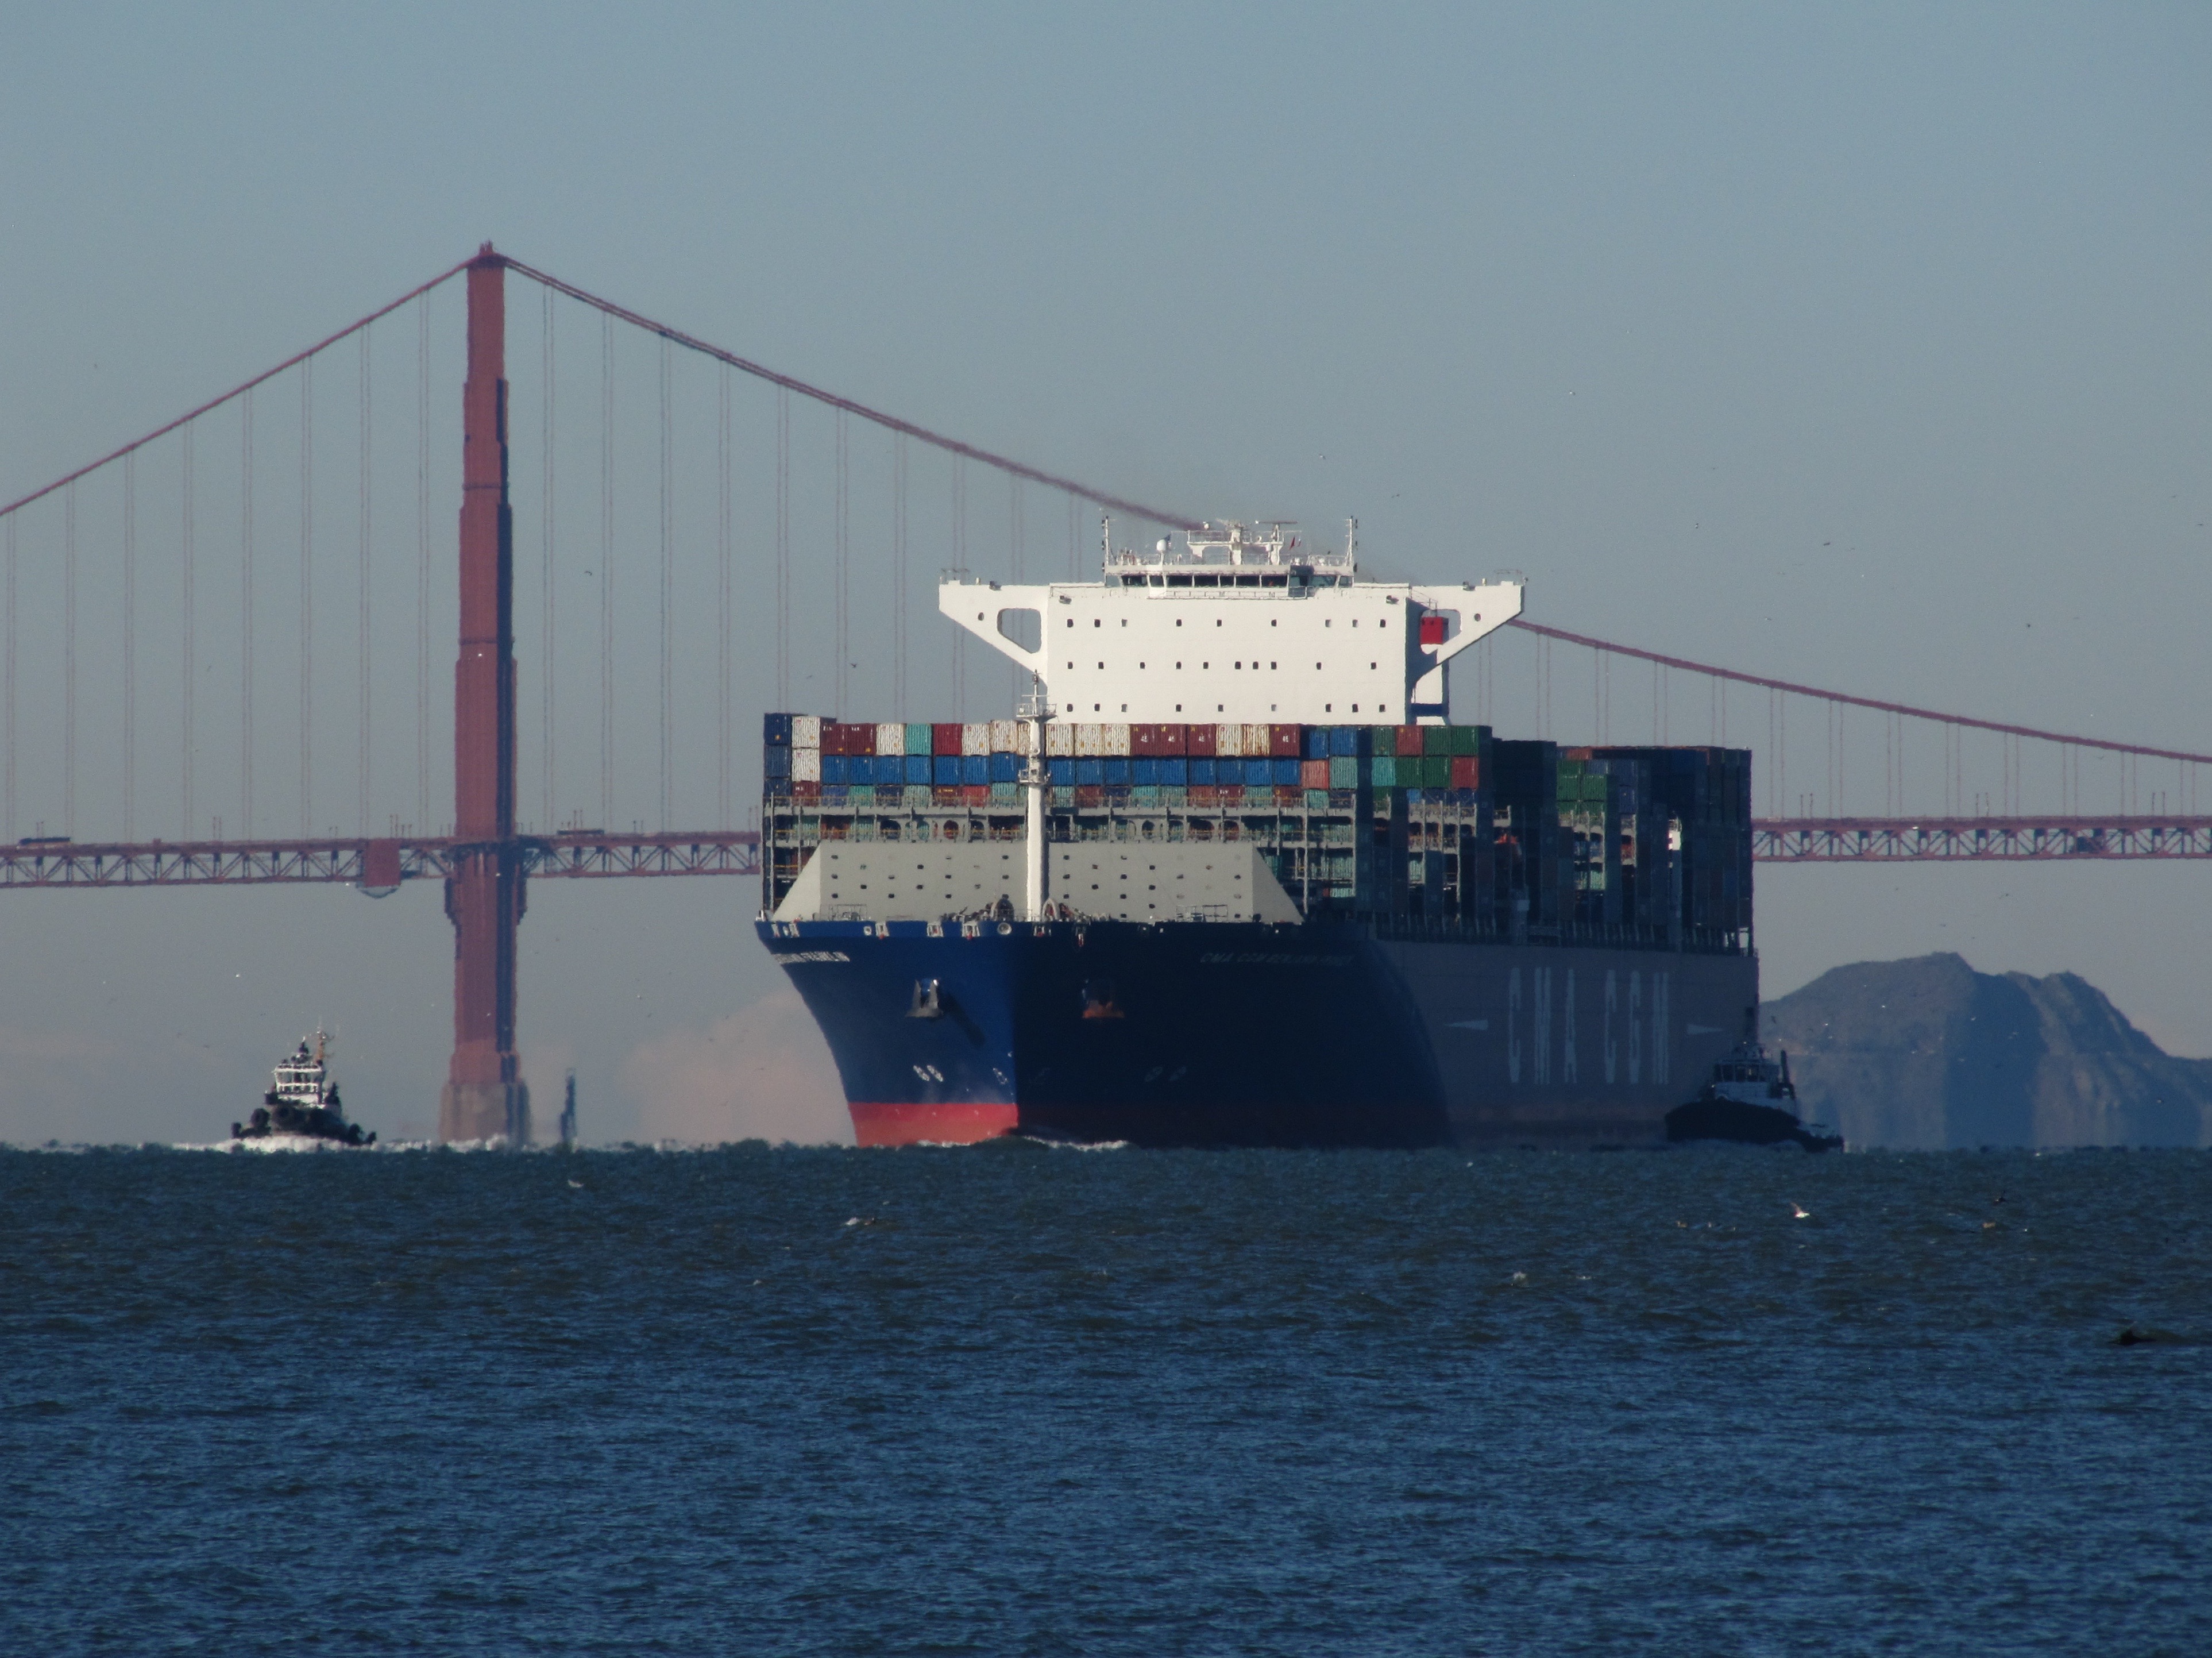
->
[231,1030,376,1146]
[1665,1023,1841,1152]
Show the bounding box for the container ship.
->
[758,522,1757,1148]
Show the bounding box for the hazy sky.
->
[3,3,2209,1143]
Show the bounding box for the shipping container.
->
[764,712,794,747]
[1103,724,1132,758]
[1269,723,1303,757]
[1132,758,1159,786]
[764,747,793,779]
[793,780,820,802]
[905,722,932,757]
[1272,757,1300,785]
[1103,758,1132,785]
[989,754,1021,784]
[1372,755,1398,788]
[962,723,990,757]
[1186,723,1218,757]
[875,722,906,756]
[1154,724,1187,755]
[1450,755,1481,789]
[1075,758,1104,786]
[1304,726,1331,759]
[1244,723,1272,757]
[931,723,961,756]
[793,715,821,749]
[990,781,1019,805]
[1327,726,1365,758]
[961,784,990,807]
[904,756,932,786]
[793,749,822,783]
[1159,758,1188,785]
[1395,726,1425,757]
[1075,722,1107,757]
[1190,758,1218,785]
[1215,723,1244,758]
[1188,784,1218,805]
[961,755,989,786]
[821,755,850,785]
[1300,759,1330,789]
[989,719,1018,753]
[1046,723,1074,757]
[1329,755,1360,789]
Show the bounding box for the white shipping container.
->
[1244,723,1271,757]
[989,719,1018,753]
[1103,724,1132,757]
[793,715,821,749]
[962,723,990,756]
[792,748,822,782]
[875,722,906,755]
[1075,722,1106,757]
[1215,723,1245,757]
[1046,723,1075,756]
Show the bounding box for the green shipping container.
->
[1372,755,1398,787]
[1423,725,1450,755]
[903,785,933,807]
[990,782,1019,804]
[905,722,932,755]
[1448,725,1484,756]
[1421,755,1448,787]
[1305,788,1330,809]
[1329,755,1361,788]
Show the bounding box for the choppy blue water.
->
[5,1142,2208,1655]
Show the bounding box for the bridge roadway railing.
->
[1752,816,2212,861]
[0,831,761,889]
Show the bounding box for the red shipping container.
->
[1300,759,1330,788]
[1395,726,1425,757]
[932,723,962,755]
[820,723,848,755]
[962,784,990,806]
[1275,784,1303,804]
[1217,784,1245,804]
[1187,784,1218,805]
[1269,723,1303,757]
[793,781,822,803]
[1450,755,1481,789]
[1075,785,1105,809]
[1185,723,1217,756]
[1129,723,1159,756]
[1153,724,1187,755]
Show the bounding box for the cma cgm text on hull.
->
[759,522,1757,1148]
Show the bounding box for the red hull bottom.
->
[850,1100,1020,1148]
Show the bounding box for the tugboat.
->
[231,1029,376,1146]
[1666,1020,1841,1152]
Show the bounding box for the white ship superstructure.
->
[940,522,1524,724]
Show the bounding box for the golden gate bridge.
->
[5,246,2206,1139]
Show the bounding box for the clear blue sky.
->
[3,3,2209,1142]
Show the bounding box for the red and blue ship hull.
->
[761,919,1757,1149]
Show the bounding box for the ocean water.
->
[4,1142,2207,1656]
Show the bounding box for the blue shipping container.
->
[1271,757,1299,785]
[959,755,987,785]
[763,712,793,747]
[821,755,850,785]
[1132,757,1159,785]
[989,753,1021,783]
[1159,758,1188,785]
[933,756,961,785]
[1049,757,1074,784]
[764,747,792,778]
[1327,726,1364,757]
[1103,758,1132,785]
[1305,727,1331,758]
[1190,758,1217,785]
[1244,758,1272,785]
[905,755,933,786]
[1076,758,1105,785]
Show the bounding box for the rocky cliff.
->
[1760,953,2212,1149]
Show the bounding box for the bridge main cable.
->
[1510,618,2212,768]
[0,256,477,523]
[499,256,1203,533]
